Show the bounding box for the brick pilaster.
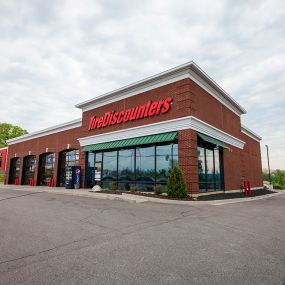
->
[178,129,199,194]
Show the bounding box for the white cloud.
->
[0,0,284,169]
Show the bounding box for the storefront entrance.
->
[8,157,20,184]
[22,155,36,185]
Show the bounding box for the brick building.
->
[0,147,8,174]
[5,61,263,194]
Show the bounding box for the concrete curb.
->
[122,192,282,206]
[0,185,282,206]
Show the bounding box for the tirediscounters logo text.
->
[88,97,173,131]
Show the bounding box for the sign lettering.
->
[88,97,173,131]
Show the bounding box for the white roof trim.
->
[241,124,262,142]
[78,116,245,149]
[0,147,8,151]
[75,61,246,116]
[7,118,82,145]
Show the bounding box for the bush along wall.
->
[166,166,188,198]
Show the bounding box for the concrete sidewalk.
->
[0,184,282,206]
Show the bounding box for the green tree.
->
[166,166,188,198]
[271,169,285,190]
[262,169,269,181]
[0,123,28,147]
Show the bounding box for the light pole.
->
[265,145,271,184]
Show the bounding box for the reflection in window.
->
[118,149,135,190]
[136,146,155,191]
[22,155,36,185]
[206,149,215,191]
[214,149,222,190]
[88,141,179,191]
[58,150,80,187]
[156,144,178,189]
[172,143,178,167]
[198,142,223,192]
[102,151,117,188]
[9,157,20,184]
[198,147,206,192]
[87,152,95,188]
[65,150,79,166]
[39,153,55,186]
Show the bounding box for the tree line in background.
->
[0,123,28,148]
[263,169,285,190]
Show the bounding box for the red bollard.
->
[4,178,7,185]
[14,178,18,185]
[247,180,251,196]
[48,178,55,187]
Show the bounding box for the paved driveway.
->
[0,188,284,285]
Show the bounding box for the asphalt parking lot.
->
[0,187,284,285]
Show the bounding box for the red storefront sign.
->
[88,97,173,131]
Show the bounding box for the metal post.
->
[265,145,271,184]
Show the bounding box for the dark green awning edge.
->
[82,131,178,152]
[198,133,227,148]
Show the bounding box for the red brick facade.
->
[0,148,8,173]
[5,74,263,193]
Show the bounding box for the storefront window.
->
[65,150,79,166]
[198,142,223,192]
[102,151,117,188]
[9,157,20,184]
[156,144,175,188]
[172,143,178,167]
[214,148,222,190]
[206,149,215,191]
[87,141,179,191]
[39,153,55,186]
[22,155,36,185]
[94,152,102,185]
[58,150,80,187]
[118,149,135,190]
[198,147,206,192]
[136,146,155,191]
[87,152,95,188]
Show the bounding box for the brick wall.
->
[0,148,8,173]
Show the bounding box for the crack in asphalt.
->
[0,192,43,202]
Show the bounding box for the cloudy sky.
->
[0,0,284,169]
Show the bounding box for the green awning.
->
[82,131,178,152]
[198,133,227,148]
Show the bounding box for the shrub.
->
[271,169,285,190]
[130,185,139,192]
[154,184,163,195]
[273,183,284,190]
[124,182,130,191]
[0,173,4,184]
[109,181,117,190]
[166,166,188,198]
